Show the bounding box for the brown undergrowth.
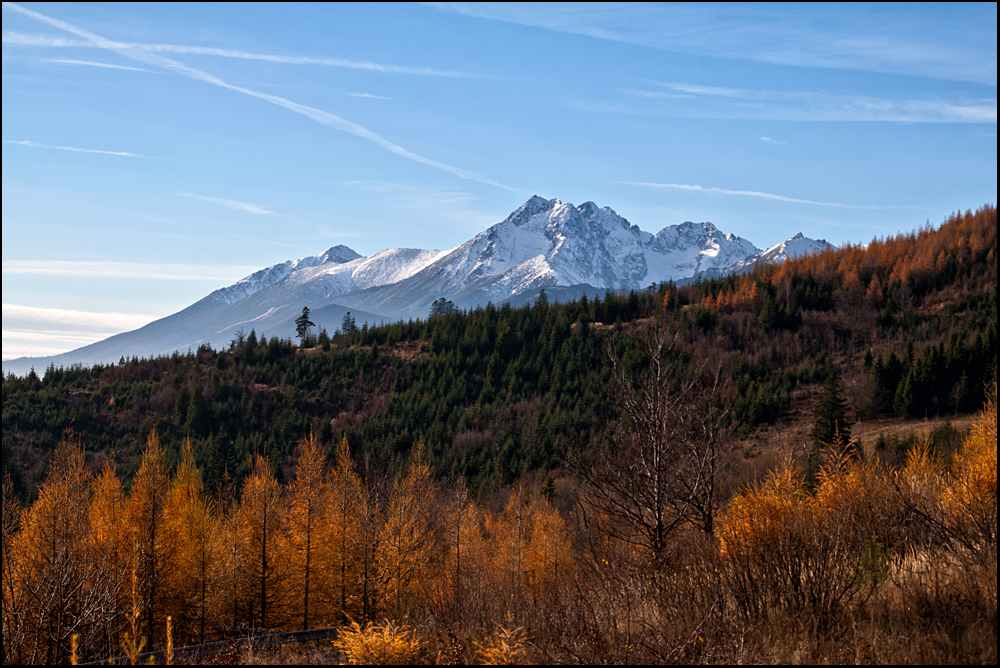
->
[4,385,993,665]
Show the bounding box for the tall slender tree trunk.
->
[260,508,267,630]
[303,509,311,631]
[147,515,156,643]
[200,510,207,644]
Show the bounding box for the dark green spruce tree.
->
[429,297,456,318]
[812,368,851,447]
[295,306,315,343]
[341,311,357,335]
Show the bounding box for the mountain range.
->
[2,196,832,375]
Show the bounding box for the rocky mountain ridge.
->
[2,196,831,375]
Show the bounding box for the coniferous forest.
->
[2,206,996,664]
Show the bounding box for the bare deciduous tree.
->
[573,324,733,567]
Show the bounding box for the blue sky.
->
[2,2,996,360]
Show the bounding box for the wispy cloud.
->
[663,83,748,98]
[2,332,115,359]
[2,30,90,47]
[608,82,997,124]
[3,139,147,157]
[2,303,158,333]
[619,88,690,100]
[136,43,470,78]
[2,260,261,281]
[177,192,275,215]
[346,92,392,100]
[760,136,790,145]
[3,30,470,77]
[433,3,996,85]
[3,4,510,189]
[2,303,162,359]
[4,329,118,346]
[623,181,918,211]
[45,58,155,73]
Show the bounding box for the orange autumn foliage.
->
[703,205,995,314]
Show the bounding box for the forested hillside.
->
[4,206,995,498]
[1,206,996,664]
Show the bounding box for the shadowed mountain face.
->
[3,196,832,375]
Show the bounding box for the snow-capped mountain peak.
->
[503,194,556,225]
[307,245,363,267]
[719,233,836,275]
[0,195,839,376]
[760,233,834,263]
[381,197,763,313]
[209,245,363,306]
[135,197,819,318]
[643,220,760,283]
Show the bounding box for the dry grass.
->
[386,341,430,362]
[237,641,341,665]
[724,548,996,664]
[332,621,427,665]
[473,625,530,665]
[853,414,975,446]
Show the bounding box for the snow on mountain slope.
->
[206,245,446,308]
[760,233,835,263]
[721,232,836,275]
[423,196,758,294]
[286,248,450,293]
[195,196,762,324]
[644,221,760,283]
[3,196,838,376]
[209,244,362,305]
[332,196,762,319]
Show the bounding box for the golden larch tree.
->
[215,469,252,636]
[524,496,574,608]
[239,453,288,630]
[324,435,368,623]
[944,381,997,559]
[489,484,533,614]
[438,482,484,616]
[286,431,331,630]
[164,438,219,644]
[3,471,29,664]
[87,460,129,659]
[377,443,439,618]
[127,429,173,646]
[13,437,101,664]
